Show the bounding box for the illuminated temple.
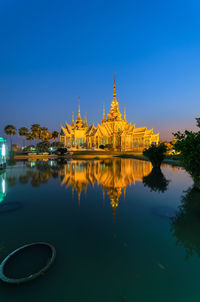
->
[60,78,159,151]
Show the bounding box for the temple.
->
[60,77,159,151]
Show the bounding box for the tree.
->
[196,118,200,128]
[18,127,29,147]
[31,124,41,143]
[40,127,52,142]
[171,186,200,258]
[173,130,200,190]
[143,167,170,193]
[36,141,50,153]
[51,141,64,149]
[26,132,35,145]
[143,143,167,168]
[52,131,59,141]
[4,125,17,152]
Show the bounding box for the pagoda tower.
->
[107,76,122,121]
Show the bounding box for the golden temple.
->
[60,77,159,151]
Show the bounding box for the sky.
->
[0,0,200,143]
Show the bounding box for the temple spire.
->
[124,105,126,121]
[72,111,75,126]
[113,74,117,102]
[77,96,82,121]
[102,103,105,121]
[107,75,122,121]
[84,112,87,126]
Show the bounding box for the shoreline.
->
[12,151,181,167]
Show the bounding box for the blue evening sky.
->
[0,0,200,141]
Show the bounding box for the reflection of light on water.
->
[0,174,6,203]
[2,179,5,194]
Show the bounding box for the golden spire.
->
[124,105,126,121]
[113,74,117,101]
[102,103,105,121]
[84,112,87,126]
[77,96,82,121]
[72,111,75,126]
[107,75,122,121]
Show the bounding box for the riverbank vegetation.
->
[4,124,61,154]
[173,118,200,190]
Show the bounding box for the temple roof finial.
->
[124,105,126,122]
[72,111,75,126]
[102,102,105,121]
[77,96,82,121]
[113,74,117,101]
[84,112,87,126]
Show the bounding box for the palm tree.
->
[52,131,59,141]
[18,127,29,147]
[26,132,35,145]
[4,125,16,152]
[31,124,41,144]
[40,127,52,142]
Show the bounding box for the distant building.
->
[60,78,159,151]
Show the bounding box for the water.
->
[0,158,199,302]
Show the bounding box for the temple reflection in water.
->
[60,159,152,222]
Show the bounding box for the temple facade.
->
[60,78,159,151]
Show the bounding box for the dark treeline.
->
[4,124,63,152]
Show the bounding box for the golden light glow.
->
[60,158,152,222]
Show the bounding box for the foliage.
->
[18,127,29,146]
[40,127,52,141]
[143,167,170,193]
[4,124,17,150]
[99,145,105,149]
[143,143,167,168]
[51,141,64,148]
[36,141,50,153]
[52,131,59,141]
[31,124,41,142]
[173,130,200,189]
[55,148,68,155]
[23,145,35,152]
[196,117,200,128]
[171,186,200,258]
[26,132,35,143]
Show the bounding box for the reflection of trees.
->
[6,160,68,188]
[143,167,170,193]
[19,175,29,184]
[6,176,17,187]
[171,187,200,258]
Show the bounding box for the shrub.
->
[173,130,200,190]
[143,143,167,168]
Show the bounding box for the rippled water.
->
[0,158,199,302]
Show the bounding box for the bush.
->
[173,130,200,190]
[36,141,50,153]
[51,141,64,148]
[55,148,68,156]
[99,145,105,149]
[143,143,167,168]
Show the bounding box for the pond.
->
[0,158,199,302]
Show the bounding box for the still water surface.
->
[0,158,200,302]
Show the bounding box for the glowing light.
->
[2,179,5,194]
[2,144,6,157]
